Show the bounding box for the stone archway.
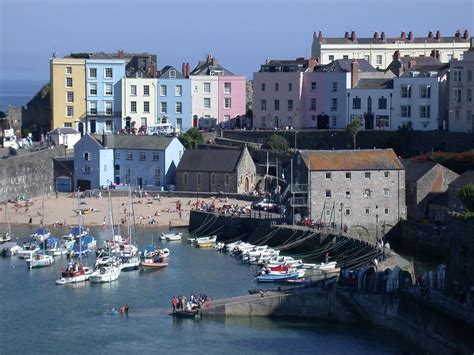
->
[244,176,250,192]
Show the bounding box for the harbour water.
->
[0,225,411,354]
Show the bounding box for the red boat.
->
[269,265,290,272]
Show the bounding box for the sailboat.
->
[119,186,140,271]
[56,191,93,285]
[0,203,12,243]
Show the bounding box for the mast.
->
[128,184,132,244]
[77,189,83,261]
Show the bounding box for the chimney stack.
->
[350,31,357,42]
[118,49,125,60]
[344,31,349,39]
[351,60,359,88]
[182,63,186,77]
[381,32,386,41]
[313,31,317,40]
[393,50,400,61]
[408,31,414,41]
[318,31,323,39]
[408,58,416,69]
[463,29,470,40]
[435,30,441,40]
[150,63,157,78]
[185,63,190,77]
[401,31,406,40]
[455,30,461,37]
[373,31,379,39]
[428,31,433,38]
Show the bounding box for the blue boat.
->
[256,271,300,283]
[69,226,87,238]
[81,235,97,250]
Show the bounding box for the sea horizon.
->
[0,79,49,112]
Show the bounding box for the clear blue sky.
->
[0,0,472,81]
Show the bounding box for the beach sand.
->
[2,193,249,228]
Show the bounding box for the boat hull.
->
[140,262,168,269]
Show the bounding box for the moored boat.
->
[0,232,11,243]
[171,310,201,319]
[160,232,182,241]
[31,228,50,242]
[1,241,21,257]
[56,261,93,285]
[17,241,40,259]
[26,253,55,268]
[256,271,300,283]
[89,265,121,283]
[194,235,217,248]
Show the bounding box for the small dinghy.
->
[171,310,201,319]
[194,235,217,248]
[160,232,182,241]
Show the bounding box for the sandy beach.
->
[1,193,249,228]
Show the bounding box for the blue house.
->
[83,59,126,134]
[74,134,184,191]
[157,66,192,132]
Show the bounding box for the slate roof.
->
[48,127,80,135]
[158,66,185,79]
[401,64,450,78]
[316,59,377,73]
[402,159,437,182]
[91,134,175,150]
[300,149,403,171]
[318,36,470,45]
[449,170,474,188]
[189,57,234,76]
[177,149,243,173]
[354,78,394,89]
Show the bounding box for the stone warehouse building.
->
[293,149,406,236]
[175,147,257,193]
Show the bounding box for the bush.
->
[412,150,474,175]
[459,184,474,212]
[266,134,288,151]
[178,127,204,149]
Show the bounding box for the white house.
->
[448,38,474,133]
[47,127,81,149]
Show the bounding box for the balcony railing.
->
[86,111,122,118]
[290,196,307,207]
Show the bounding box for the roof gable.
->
[92,134,175,150]
[159,66,185,79]
[402,159,438,181]
[449,170,474,188]
[177,149,243,172]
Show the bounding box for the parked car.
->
[251,199,278,212]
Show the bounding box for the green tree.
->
[346,120,360,149]
[0,111,6,119]
[178,127,204,149]
[266,134,288,152]
[458,184,474,211]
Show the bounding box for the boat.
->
[1,242,21,257]
[319,261,337,271]
[120,255,140,271]
[141,256,169,269]
[89,265,121,283]
[256,270,300,283]
[171,310,201,319]
[194,235,217,248]
[56,261,93,285]
[160,232,182,241]
[67,226,88,239]
[0,203,12,243]
[31,228,50,242]
[187,237,196,244]
[17,241,40,259]
[26,253,55,268]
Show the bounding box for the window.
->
[224,82,231,93]
[211,174,216,185]
[261,83,266,91]
[467,88,472,102]
[131,101,137,113]
[66,67,72,75]
[105,120,113,132]
[376,115,389,127]
[176,118,182,131]
[66,77,73,88]
[383,189,390,197]
[225,174,230,186]
[288,83,292,92]
[105,101,113,115]
[115,151,120,159]
[401,85,412,98]
[105,83,113,96]
[160,85,167,96]
[130,85,137,96]
[365,172,371,179]
[124,167,131,176]
[378,97,387,110]
[261,99,267,111]
[311,82,317,91]
[467,110,471,122]
[144,101,150,113]
[89,83,97,96]
[154,177,161,187]
[384,208,389,215]
[364,55,370,62]
[367,96,372,112]
[139,152,146,161]
[203,98,211,109]
[376,55,382,65]
[141,117,147,127]
[346,190,351,198]
[176,102,182,114]
[64,123,72,128]
[401,105,411,118]
[325,190,331,198]
[288,99,293,111]
[224,98,231,109]
[453,69,462,82]
[183,173,188,185]
[364,189,371,198]
[143,85,150,96]
[468,70,472,82]
[453,88,462,103]
[332,116,337,126]
[153,152,159,161]
[224,115,230,121]
[66,106,74,117]
[384,171,390,178]
[332,82,337,92]
[203,82,211,93]
[160,102,167,113]
[83,165,91,174]
[89,101,97,115]
[64,92,74,104]
[274,83,279,91]
[126,152,133,160]
[343,55,349,60]
[154,168,161,177]
[352,97,361,109]
[331,99,337,111]
[365,208,370,215]
[455,109,460,120]
[420,105,430,119]
[105,68,113,79]
[310,98,316,111]
[325,172,332,179]
[175,85,182,96]
[169,69,176,79]
[420,85,431,99]
[346,172,351,179]
[274,100,280,111]
[89,68,97,79]
[197,173,202,186]
[83,152,91,161]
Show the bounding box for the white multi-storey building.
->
[121,69,158,130]
[448,38,474,133]
[312,30,470,69]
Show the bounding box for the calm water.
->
[0,225,410,354]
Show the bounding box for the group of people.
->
[171,293,210,312]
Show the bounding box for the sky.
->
[0,0,473,82]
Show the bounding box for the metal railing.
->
[290,196,307,206]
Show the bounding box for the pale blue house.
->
[74,134,184,191]
[157,66,192,132]
[83,59,126,134]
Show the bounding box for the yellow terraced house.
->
[50,58,86,129]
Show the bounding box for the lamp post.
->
[340,202,343,236]
[375,205,379,244]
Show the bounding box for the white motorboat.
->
[319,261,337,271]
[1,242,21,256]
[56,262,93,285]
[89,265,121,283]
[160,232,182,241]
[120,255,140,271]
[17,242,40,259]
[26,253,55,268]
[194,235,217,248]
[0,232,11,243]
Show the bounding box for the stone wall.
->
[0,146,66,200]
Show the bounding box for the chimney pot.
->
[381,32,386,41]
[182,63,186,77]
[435,30,441,40]
[373,31,379,39]
[185,63,190,77]
[318,31,323,39]
[401,31,406,39]
[428,31,433,38]
[344,31,349,39]
[463,29,469,40]
[408,31,414,41]
[455,30,461,37]
[351,31,357,42]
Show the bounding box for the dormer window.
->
[169,70,176,79]
[410,71,420,77]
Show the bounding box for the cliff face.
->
[22,83,51,139]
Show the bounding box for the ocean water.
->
[0,225,412,354]
[0,79,48,112]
